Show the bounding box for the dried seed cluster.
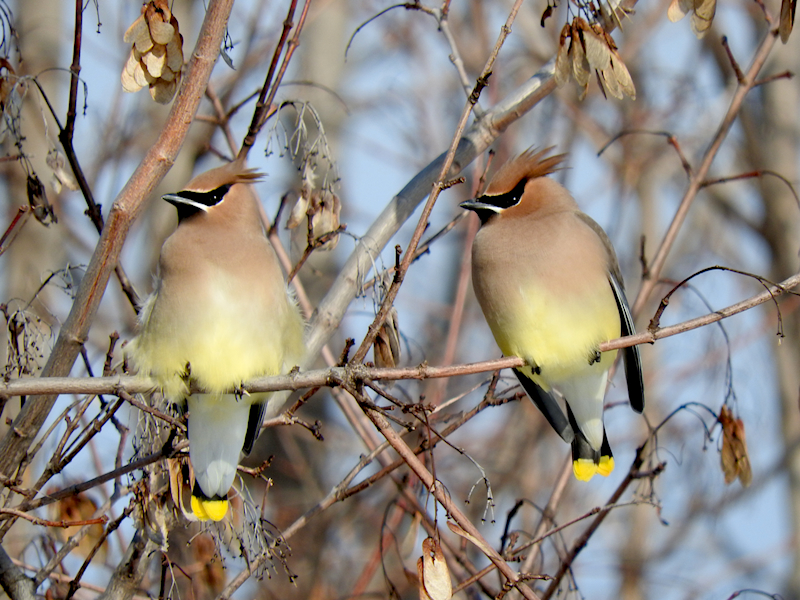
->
[667,0,716,38]
[287,188,343,251]
[121,0,184,104]
[555,18,635,101]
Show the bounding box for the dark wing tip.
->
[609,274,645,413]
[243,401,266,455]
[513,368,574,443]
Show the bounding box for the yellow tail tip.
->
[573,456,615,481]
[191,495,229,521]
[573,459,598,481]
[597,455,615,477]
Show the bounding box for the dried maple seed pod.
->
[121,1,184,104]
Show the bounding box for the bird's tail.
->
[191,483,229,521]
[567,404,614,481]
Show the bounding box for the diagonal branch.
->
[0,545,34,600]
[631,28,780,316]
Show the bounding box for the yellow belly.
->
[484,281,620,388]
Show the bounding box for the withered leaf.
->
[691,0,716,37]
[719,405,752,487]
[27,174,57,225]
[374,308,401,369]
[583,29,611,71]
[554,25,571,87]
[311,189,342,251]
[287,189,310,229]
[46,148,79,192]
[667,0,694,22]
[50,493,107,561]
[780,0,797,42]
[417,537,452,600]
[150,78,178,104]
[143,43,167,78]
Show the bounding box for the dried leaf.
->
[50,493,107,561]
[374,308,401,369]
[310,189,342,250]
[46,148,79,192]
[221,44,236,70]
[287,189,310,229]
[554,26,571,87]
[134,32,154,54]
[417,537,452,600]
[610,53,636,99]
[150,77,178,104]
[570,40,590,88]
[667,0,694,22]
[583,29,611,71]
[121,54,144,92]
[121,1,183,104]
[143,44,166,78]
[123,14,149,45]
[165,29,184,71]
[145,1,174,44]
[135,60,155,87]
[719,405,752,487]
[27,174,57,225]
[159,66,176,82]
[780,0,796,42]
[570,30,591,88]
[148,19,174,45]
[690,0,716,37]
[600,64,622,99]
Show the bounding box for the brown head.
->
[460,148,574,223]
[161,159,264,225]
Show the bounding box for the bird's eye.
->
[176,183,232,208]
[481,177,528,209]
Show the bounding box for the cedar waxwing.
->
[460,148,644,481]
[128,160,305,521]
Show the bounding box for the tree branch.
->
[1,269,795,399]
[0,545,34,600]
[0,0,236,510]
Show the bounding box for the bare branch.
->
[0,0,236,506]
[0,545,34,600]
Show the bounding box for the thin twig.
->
[631,29,780,316]
[2,267,798,398]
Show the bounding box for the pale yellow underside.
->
[486,280,619,391]
[128,272,304,400]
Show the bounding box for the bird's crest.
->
[484,147,566,195]
[184,159,264,193]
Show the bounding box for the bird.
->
[127,160,305,520]
[460,148,644,481]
